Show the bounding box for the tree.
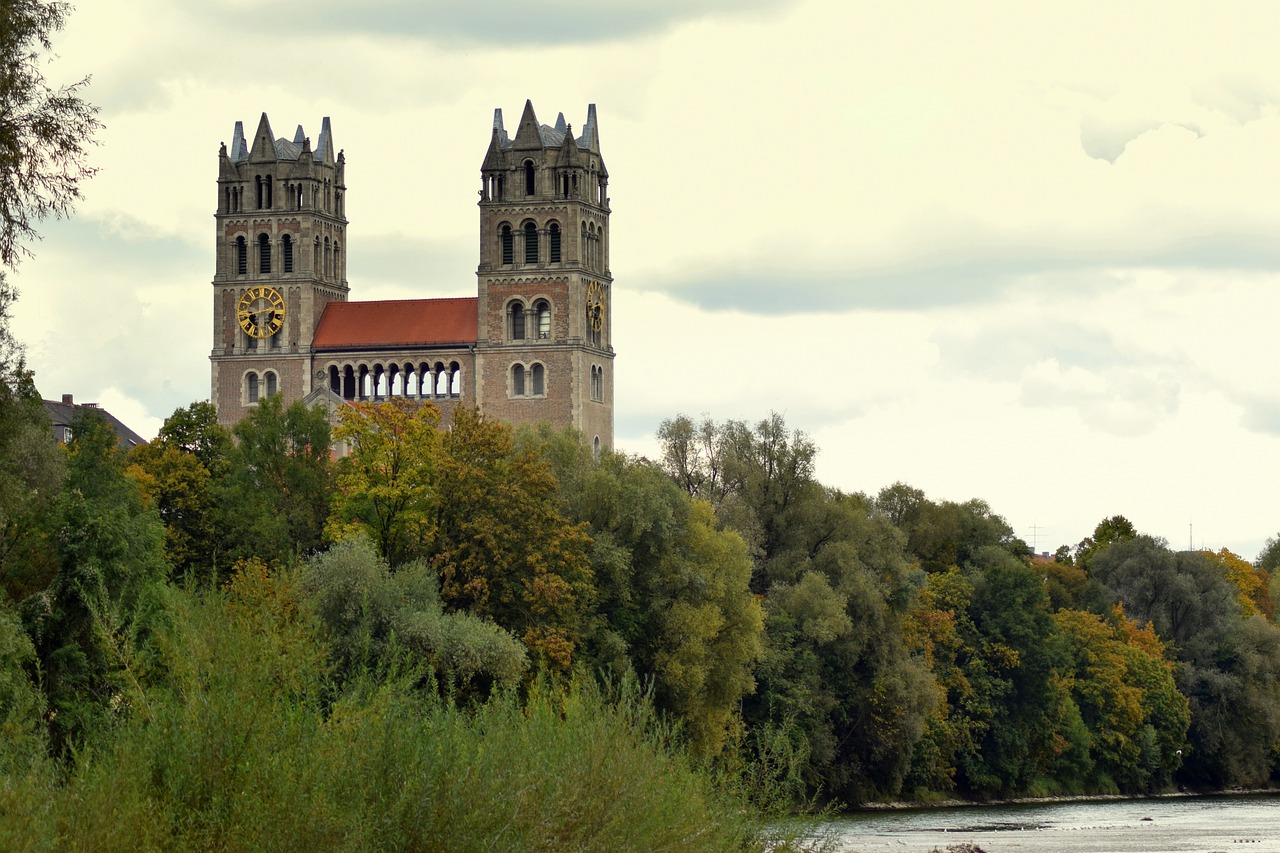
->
[1051,607,1188,792]
[22,407,167,756]
[300,537,527,696]
[125,402,233,581]
[326,399,441,569]
[219,395,331,566]
[524,423,765,757]
[427,408,594,672]
[1090,536,1280,787]
[1207,547,1273,620]
[1074,515,1137,569]
[0,279,61,600]
[0,0,102,268]
[152,401,232,477]
[126,443,216,581]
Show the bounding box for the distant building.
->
[43,393,146,451]
[209,101,615,452]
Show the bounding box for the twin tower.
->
[209,101,615,451]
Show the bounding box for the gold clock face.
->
[237,286,286,339]
[586,280,606,333]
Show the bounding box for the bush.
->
[0,573,798,851]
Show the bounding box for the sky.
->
[10,0,1280,560]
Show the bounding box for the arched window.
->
[266,176,272,209]
[549,223,561,263]
[450,364,462,397]
[510,302,525,340]
[258,234,271,273]
[593,436,600,457]
[500,225,513,265]
[324,237,331,277]
[532,363,545,396]
[524,160,535,196]
[535,300,550,339]
[313,237,320,272]
[247,372,259,403]
[265,372,278,397]
[334,243,341,279]
[512,363,525,396]
[235,236,247,275]
[524,222,538,264]
[255,175,264,209]
[282,235,293,273]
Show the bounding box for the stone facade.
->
[210,102,615,450]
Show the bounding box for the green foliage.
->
[876,483,1028,572]
[20,407,168,756]
[220,395,331,565]
[661,415,935,803]
[0,579,782,852]
[427,408,594,672]
[127,443,216,581]
[327,399,441,568]
[1074,514,1138,569]
[153,400,231,476]
[1051,608,1188,792]
[300,537,527,695]
[525,424,765,758]
[1258,533,1280,572]
[1090,536,1280,787]
[0,314,62,600]
[0,601,46,778]
[0,0,102,269]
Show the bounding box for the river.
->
[821,792,1280,852]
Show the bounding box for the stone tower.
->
[474,101,615,452]
[210,113,348,425]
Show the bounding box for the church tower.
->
[474,101,614,451]
[210,113,349,425]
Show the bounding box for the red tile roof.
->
[312,298,478,349]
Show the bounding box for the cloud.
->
[1018,358,1181,437]
[642,228,1280,315]
[1079,115,1162,163]
[204,0,794,45]
[353,234,475,299]
[1238,397,1280,437]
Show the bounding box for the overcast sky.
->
[11,0,1280,560]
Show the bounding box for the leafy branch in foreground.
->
[0,0,102,268]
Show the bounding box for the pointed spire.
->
[582,103,600,153]
[293,124,305,144]
[230,120,247,162]
[512,99,543,149]
[316,116,335,163]
[482,123,507,170]
[554,112,566,133]
[248,112,277,162]
[557,121,581,167]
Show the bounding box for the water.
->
[824,793,1280,852]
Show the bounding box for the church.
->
[209,101,615,452]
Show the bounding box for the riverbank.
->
[859,786,1280,811]
[825,792,1280,853]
